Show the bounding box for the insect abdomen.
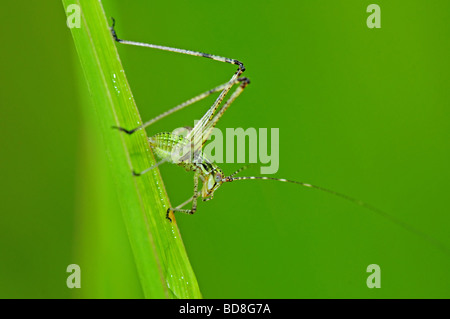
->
[149,132,186,160]
[149,132,215,174]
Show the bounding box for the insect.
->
[109,19,449,255]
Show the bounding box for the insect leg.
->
[166,172,201,222]
[110,18,245,71]
[200,78,251,147]
[165,196,193,222]
[129,76,250,176]
[131,157,170,176]
[110,17,245,136]
[123,77,249,176]
[113,77,247,134]
[199,68,243,127]
[185,75,249,155]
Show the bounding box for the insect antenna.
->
[224,175,450,256]
[228,164,257,178]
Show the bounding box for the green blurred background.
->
[1,0,449,298]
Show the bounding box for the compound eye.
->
[215,173,222,182]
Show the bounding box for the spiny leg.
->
[132,158,170,176]
[110,17,245,136]
[131,75,251,176]
[165,196,194,222]
[200,78,251,147]
[166,76,251,169]
[185,75,249,157]
[110,17,245,72]
[189,64,246,143]
[166,172,201,222]
[127,76,250,176]
[112,77,248,135]
[195,68,243,132]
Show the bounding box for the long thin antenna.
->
[226,175,450,256]
[228,164,256,178]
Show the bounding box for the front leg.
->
[166,172,200,222]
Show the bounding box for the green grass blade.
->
[62,0,202,299]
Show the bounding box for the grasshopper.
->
[109,19,449,255]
